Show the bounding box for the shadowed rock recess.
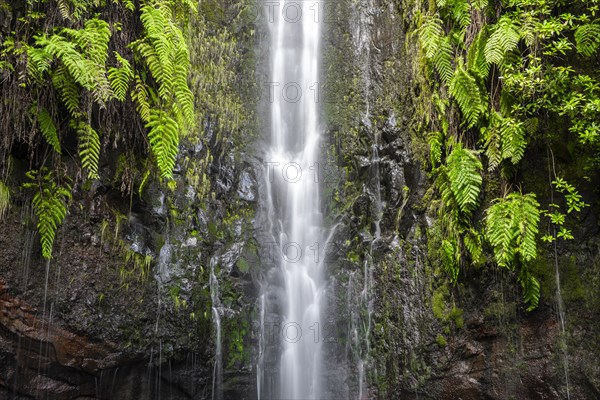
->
[1,0,600,399]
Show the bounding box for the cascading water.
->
[257,1,325,399]
[210,255,223,400]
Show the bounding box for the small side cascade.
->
[555,255,570,399]
[210,255,223,400]
[354,141,382,400]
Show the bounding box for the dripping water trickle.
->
[210,256,222,400]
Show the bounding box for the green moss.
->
[236,257,250,274]
[449,306,464,329]
[432,285,449,320]
[436,334,447,347]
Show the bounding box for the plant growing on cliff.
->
[415,0,597,309]
[0,181,10,220]
[0,0,201,258]
[22,169,72,259]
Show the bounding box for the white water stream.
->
[258,1,325,398]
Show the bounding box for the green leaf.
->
[73,121,101,180]
[146,109,180,179]
[485,192,540,268]
[449,66,485,127]
[24,169,71,259]
[447,143,483,214]
[108,51,134,101]
[35,106,61,154]
[575,23,600,57]
[484,15,520,64]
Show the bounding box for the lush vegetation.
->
[415,0,598,310]
[0,0,199,258]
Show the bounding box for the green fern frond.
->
[575,23,600,57]
[26,45,52,81]
[464,228,483,263]
[57,0,72,20]
[23,169,72,259]
[447,143,483,214]
[146,109,180,179]
[450,66,485,127]
[442,238,460,282]
[518,268,540,311]
[37,34,95,89]
[450,0,471,29]
[499,117,526,164]
[484,15,520,64]
[428,131,444,166]
[418,15,444,59]
[433,35,454,84]
[482,111,502,170]
[34,106,61,154]
[73,121,101,180]
[132,75,152,123]
[119,0,135,11]
[467,29,490,79]
[52,65,81,117]
[0,181,10,220]
[108,52,133,101]
[483,111,527,168]
[485,192,540,269]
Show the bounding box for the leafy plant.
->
[22,169,72,259]
[446,143,483,214]
[415,0,598,310]
[35,106,62,154]
[0,181,10,220]
[72,120,101,179]
[485,193,541,310]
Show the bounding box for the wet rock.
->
[237,169,257,202]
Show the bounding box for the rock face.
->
[319,0,600,399]
[1,0,600,399]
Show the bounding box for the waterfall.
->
[257,1,325,399]
[210,256,222,400]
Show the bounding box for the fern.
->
[120,0,135,11]
[499,116,526,164]
[450,0,471,30]
[419,15,444,59]
[23,169,72,259]
[467,29,490,79]
[73,121,101,179]
[433,35,454,84]
[37,33,95,89]
[483,111,527,168]
[0,181,10,220]
[446,143,483,214]
[26,45,52,82]
[449,65,485,127]
[464,228,483,263]
[108,52,134,101]
[484,15,520,64]
[441,238,460,282]
[34,106,62,154]
[428,131,444,166]
[57,0,72,20]
[518,267,540,311]
[485,192,540,269]
[52,65,81,117]
[35,19,112,103]
[575,23,600,57]
[146,109,180,179]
